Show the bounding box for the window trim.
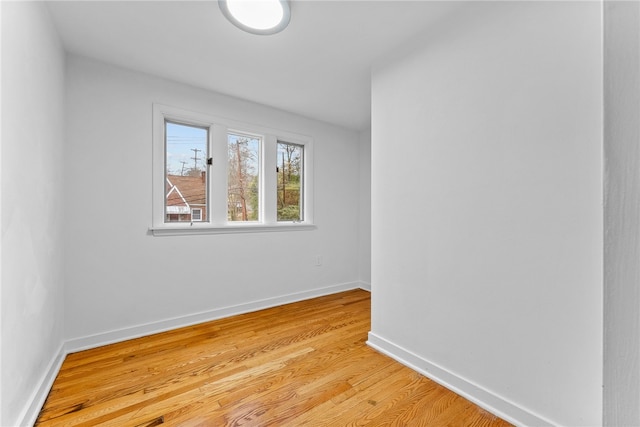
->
[151,103,315,236]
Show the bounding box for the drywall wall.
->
[603,1,640,425]
[1,3,4,423]
[358,128,371,288]
[1,2,66,425]
[1,2,4,422]
[63,56,360,342]
[370,2,602,425]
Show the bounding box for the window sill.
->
[149,223,317,236]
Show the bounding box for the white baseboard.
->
[366,332,555,427]
[65,281,363,353]
[358,281,371,291]
[16,342,66,427]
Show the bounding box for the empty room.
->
[2,1,639,426]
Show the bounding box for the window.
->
[152,104,314,235]
[165,121,208,223]
[277,141,303,221]
[227,132,260,221]
[191,208,203,221]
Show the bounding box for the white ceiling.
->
[47,1,463,131]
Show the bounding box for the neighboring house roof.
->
[166,173,206,214]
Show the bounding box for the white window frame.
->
[151,104,315,236]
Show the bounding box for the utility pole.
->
[180,161,187,176]
[190,148,202,171]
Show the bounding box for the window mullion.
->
[263,135,277,224]
[210,124,228,225]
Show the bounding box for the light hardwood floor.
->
[36,289,512,426]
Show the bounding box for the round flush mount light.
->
[219,0,291,35]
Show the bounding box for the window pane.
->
[165,121,208,223]
[277,142,303,221]
[228,133,260,221]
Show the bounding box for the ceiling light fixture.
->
[219,0,290,35]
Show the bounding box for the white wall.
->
[1,2,66,426]
[370,2,602,426]
[358,128,371,288]
[603,1,640,425]
[63,56,360,343]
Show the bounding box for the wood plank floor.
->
[36,290,512,426]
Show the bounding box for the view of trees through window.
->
[277,142,303,221]
[165,121,208,223]
[228,133,260,221]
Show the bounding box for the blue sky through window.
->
[165,122,208,176]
